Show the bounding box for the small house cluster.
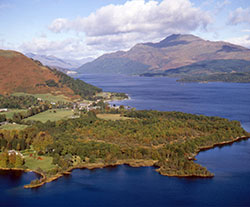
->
[8,150,24,158]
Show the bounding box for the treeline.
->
[0,95,40,109]
[10,101,73,123]
[11,104,50,123]
[178,72,250,83]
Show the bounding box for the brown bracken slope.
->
[0,50,77,98]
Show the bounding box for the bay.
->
[1,74,250,206]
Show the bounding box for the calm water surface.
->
[1,74,250,206]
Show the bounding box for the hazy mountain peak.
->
[25,53,93,70]
[143,34,202,48]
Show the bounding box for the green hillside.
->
[78,57,150,75]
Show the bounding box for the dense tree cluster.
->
[45,79,59,87]
[0,114,6,122]
[179,72,250,83]
[110,92,128,99]
[0,95,40,109]
[0,151,24,168]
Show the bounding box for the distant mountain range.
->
[0,50,100,99]
[26,53,93,70]
[77,34,250,75]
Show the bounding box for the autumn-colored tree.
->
[32,131,53,153]
[15,154,24,168]
[8,152,16,168]
[0,152,8,168]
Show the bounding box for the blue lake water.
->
[1,74,250,206]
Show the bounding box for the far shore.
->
[0,135,249,189]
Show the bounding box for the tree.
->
[8,152,16,168]
[32,131,53,153]
[0,114,6,122]
[15,154,24,168]
[0,152,8,168]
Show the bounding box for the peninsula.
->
[0,109,249,188]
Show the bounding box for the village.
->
[0,93,128,129]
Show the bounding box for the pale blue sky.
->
[0,0,250,59]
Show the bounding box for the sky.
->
[0,0,250,59]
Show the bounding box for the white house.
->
[0,108,8,112]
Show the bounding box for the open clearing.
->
[24,155,56,171]
[12,92,69,102]
[0,124,28,130]
[97,114,131,121]
[24,109,74,123]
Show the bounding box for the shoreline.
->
[0,136,249,189]
[194,136,250,157]
[24,159,157,189]
[104,94,131,103]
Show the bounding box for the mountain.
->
[26,53,93,70]
[142,59,250,82]
[77,34,250,75]
[0,50,101,99]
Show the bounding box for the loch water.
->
[1,74,250,207]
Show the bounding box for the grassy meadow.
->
[0,123,28,130]
[24,109,74,123]
[97,113,131,121]
[12,92,69,102]
[25,155,55,171]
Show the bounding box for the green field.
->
[96,92,111,99]
[24,109,74,123]
[1,109,27,119]
[0,123,28,130]
[97,114,131,121]
[12,92,69,102]
[24,155,56,171]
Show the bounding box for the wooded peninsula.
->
[0,97,249,188]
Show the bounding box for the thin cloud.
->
[0,3,12,10]
[19,37,99,59]
[228,7,250,25]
